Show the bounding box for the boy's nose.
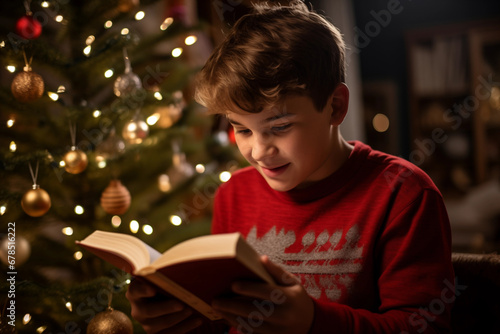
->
[251,137,276,161]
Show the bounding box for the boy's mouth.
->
[260,163,290,177]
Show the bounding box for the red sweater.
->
[210,141,454,333]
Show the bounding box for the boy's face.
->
[227,95,340,192]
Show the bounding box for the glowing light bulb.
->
[111,215,122,228]
[104,20,113,29]
[130,220,139,233]
[55,15,63,22]
[121,28,130,35]
[171,48,183,57]
[135,11,145,20]
[154,92,163,100]
[6,65,15,73]
[195,164,205,173]
[9,141,16,152]
[143,224,153,235]
[170,215,182,226]
[62,227,74,236]
[104,69,114,78]
[74,251,83,260]
[147,113,159,125]
[48,92,59,101]
[83,45,91,56]
[219,171,231,182]
[185,35,197,45]
[74,205,84,215]
[160,17,173,30]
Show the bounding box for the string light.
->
[219,171,231,182]
[104,20,113,29]
[104,69,114,78]
[7,118,15,127]
[142,224,153,235]
[170,215,182,226]
[154,91,163,100]
[57,85,66,93]
[48,92,59,101]
[97,160,106,169]
[23,314,31,325]
[0,40,5,48]
[83,45,91,56]
[158,174,171,192]
[36,326,47,333]
[121,28,129,35]
[9,141,16,152]
[55,15,63,22]
[372,113,390,133]
[65,301,73,312]
[41,1,49,8]
[0,204,6,215]
[185,35,197,45]
[59,160,66,167]
[6,65,15,73]
[62,227,74,236]
[74,251,83,260]
[93,109,101,118]
[135,11,145,20]
[130,220,139,233]
[146,113,159,125]
[160,17,173,30]
[74,205,84,215]
[171,47,183,57]
[195,164,205,173]
[111,215,122,228]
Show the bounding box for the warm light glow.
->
[7,119,15,127]
[0,41,5,48]
[57,85,66,93]
[6,65,16,73]
[23,314,31,325]
[97,160,107,169]
[93,109,101,118]
[160,17,174,30]
[147,113,159,125]
[154,92,163,100]
[83,45,91,56]
[62,227,74,236]
[170,215,182,226]
[104,20,113,29]
[55,15,63,22]
[0,205,6,215]
[74,251,83,260]
[59,160,66,167]
[48,92,59,101]
[372,113,390,133]
[121,28,130,35]
[9,141,16,152]
[185,35,197,45]
[171,48,183,57]
[86,35,95,45]
[36,326,47,333]
[142,224,153,235]
[158,174,171,192]
[195,164,205,173]
[111,215,122,228]
[65,301,73,312]
[219,171,231,182]
[74,205,84,215]
[135,11,145,20]
[104,69,114,78]
[41,1,49,8]
[130,220,140,233]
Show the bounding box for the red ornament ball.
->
[16,15,42,39]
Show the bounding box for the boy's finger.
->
[261,255,298,286]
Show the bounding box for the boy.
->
[126,1,454,333]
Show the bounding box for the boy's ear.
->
[328,83,349,126]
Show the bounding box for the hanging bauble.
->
[95,129,126,163]
[0,235,31,267]
[63,147,88,174]
[114,71,142,98]
[16,14,42,39]
[11,69,44,102]
[100,180,131,215]
[21,184,51,217]
[87,307,133,334]
[122,118,149,145]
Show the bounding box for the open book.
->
[76,231,274,320]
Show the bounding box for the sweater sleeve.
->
[309,189,454,334]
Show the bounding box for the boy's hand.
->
[126,278,203,334]
[212,255,314,334]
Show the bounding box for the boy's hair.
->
[194,0,346,114]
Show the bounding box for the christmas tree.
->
[0,0,243,332]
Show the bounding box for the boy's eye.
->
[271,124,292,132]
[235,128,251,135]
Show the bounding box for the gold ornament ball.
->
[11,70,45,102]
[100,180,131,215]
[64,148,88,174]
[21,185,51,217]
[122,119,149,144]
[87,308,133,334]
[0,235,31,266]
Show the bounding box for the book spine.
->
[143,272,222,321]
